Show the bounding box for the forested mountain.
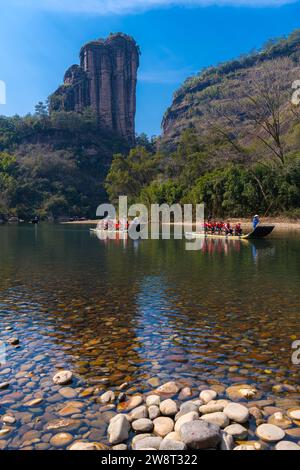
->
[107,30,300,218]
[0,109,129,220]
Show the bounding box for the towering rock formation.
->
[50,33,140,144]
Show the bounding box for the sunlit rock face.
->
[50,33,140,144]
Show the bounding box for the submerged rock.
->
[256,424,285,442]
[53,371,73,386]
[50,433,73,448]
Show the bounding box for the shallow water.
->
[0,224,299,449]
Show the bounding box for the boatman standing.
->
[252,214,260,230]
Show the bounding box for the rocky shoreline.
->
[103,381,300,451]
[2,359,300,451]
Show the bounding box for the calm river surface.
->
[0,224,299,449]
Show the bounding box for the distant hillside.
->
[162,30,300,145]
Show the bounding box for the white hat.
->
[254,215,259,218]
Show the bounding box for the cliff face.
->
[50,33,140,144]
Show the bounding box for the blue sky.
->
[0,0,299,136]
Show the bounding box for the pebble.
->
[134,437,162,450]
[199,390,217,404]
[148,405,160,420]
[156,382,179,396]
[59,388,78,399]
[53,371,73,386]
[199,400,229,414]
[45,418,81,432]
[129,405,148,421]
[132,418,154,433]
[119,395,143,411]
[58,403,83,417]
[69,441,107,450]
[108,415,130,445]
[234,444,257,451]
[224,424,248,440]
[153,417,174,437]
[201,412,229,428]
[220,431,234,450]
[256,424,285,442]
[0,428,11,437]
[226,384,258,401]
[286,428,300,438]
[99,390,115,404]
[7,337,19,345]
[2,415,16,425]
[178,387,192,401]
[160,399,178,416]
[24,398,43,407]
[275,441,300,450]
[288,409,300,420]
[223,403,249,423]
[165,431,181,441]
[179,401,199,415]
[180,420,221,449]
[112,444,128,450]
[174,411,199,433]
[268,412,292,429]
[0,382,9,390]
[50,433,73,448]
[146,395,160,407]
[160,439,187,450]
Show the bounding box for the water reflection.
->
[0,224,300,449]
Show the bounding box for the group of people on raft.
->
[204,221,243,236]
[203,215,260,237]
[98,217,141,232]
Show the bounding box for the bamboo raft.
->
[185,225,275,241]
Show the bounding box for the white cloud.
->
[11,0,297,15]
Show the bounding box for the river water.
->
[0,224,299,449]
